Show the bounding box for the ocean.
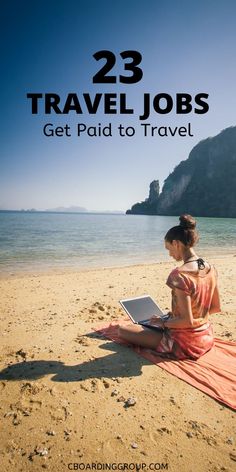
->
[0,211,235,273]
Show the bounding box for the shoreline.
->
[0,251,236,279]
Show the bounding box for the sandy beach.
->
[0,257,235,472]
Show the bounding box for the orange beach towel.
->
[94,319,236,410]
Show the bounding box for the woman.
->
[118,214,221,360]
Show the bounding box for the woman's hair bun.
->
[179,214,196,230]
[165,214,198,246]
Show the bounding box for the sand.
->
[0,257,235,472]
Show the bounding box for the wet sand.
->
[0,257,235,471]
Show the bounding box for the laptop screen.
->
[120,296,163,323]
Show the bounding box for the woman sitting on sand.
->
[118,214,221,360]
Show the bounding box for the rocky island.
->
[126,126,236,218]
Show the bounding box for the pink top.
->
[166,265,219,327]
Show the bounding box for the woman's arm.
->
[164,289,194,328]
[209,285,221,314]
[150,288,194,329]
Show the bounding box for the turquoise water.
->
[0,211,235,273]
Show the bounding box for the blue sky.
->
[1,0,236,211]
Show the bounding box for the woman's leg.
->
[118,323,163,350]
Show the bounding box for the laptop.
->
[119,295,169,331]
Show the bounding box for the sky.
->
[1,0,236,211]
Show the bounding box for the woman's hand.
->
[149,316,164,327]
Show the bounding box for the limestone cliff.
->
[126,180,159,215]
[126,126,236,217]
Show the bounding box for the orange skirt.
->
[157,322,214,360]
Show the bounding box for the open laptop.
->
[119,295,169,331]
